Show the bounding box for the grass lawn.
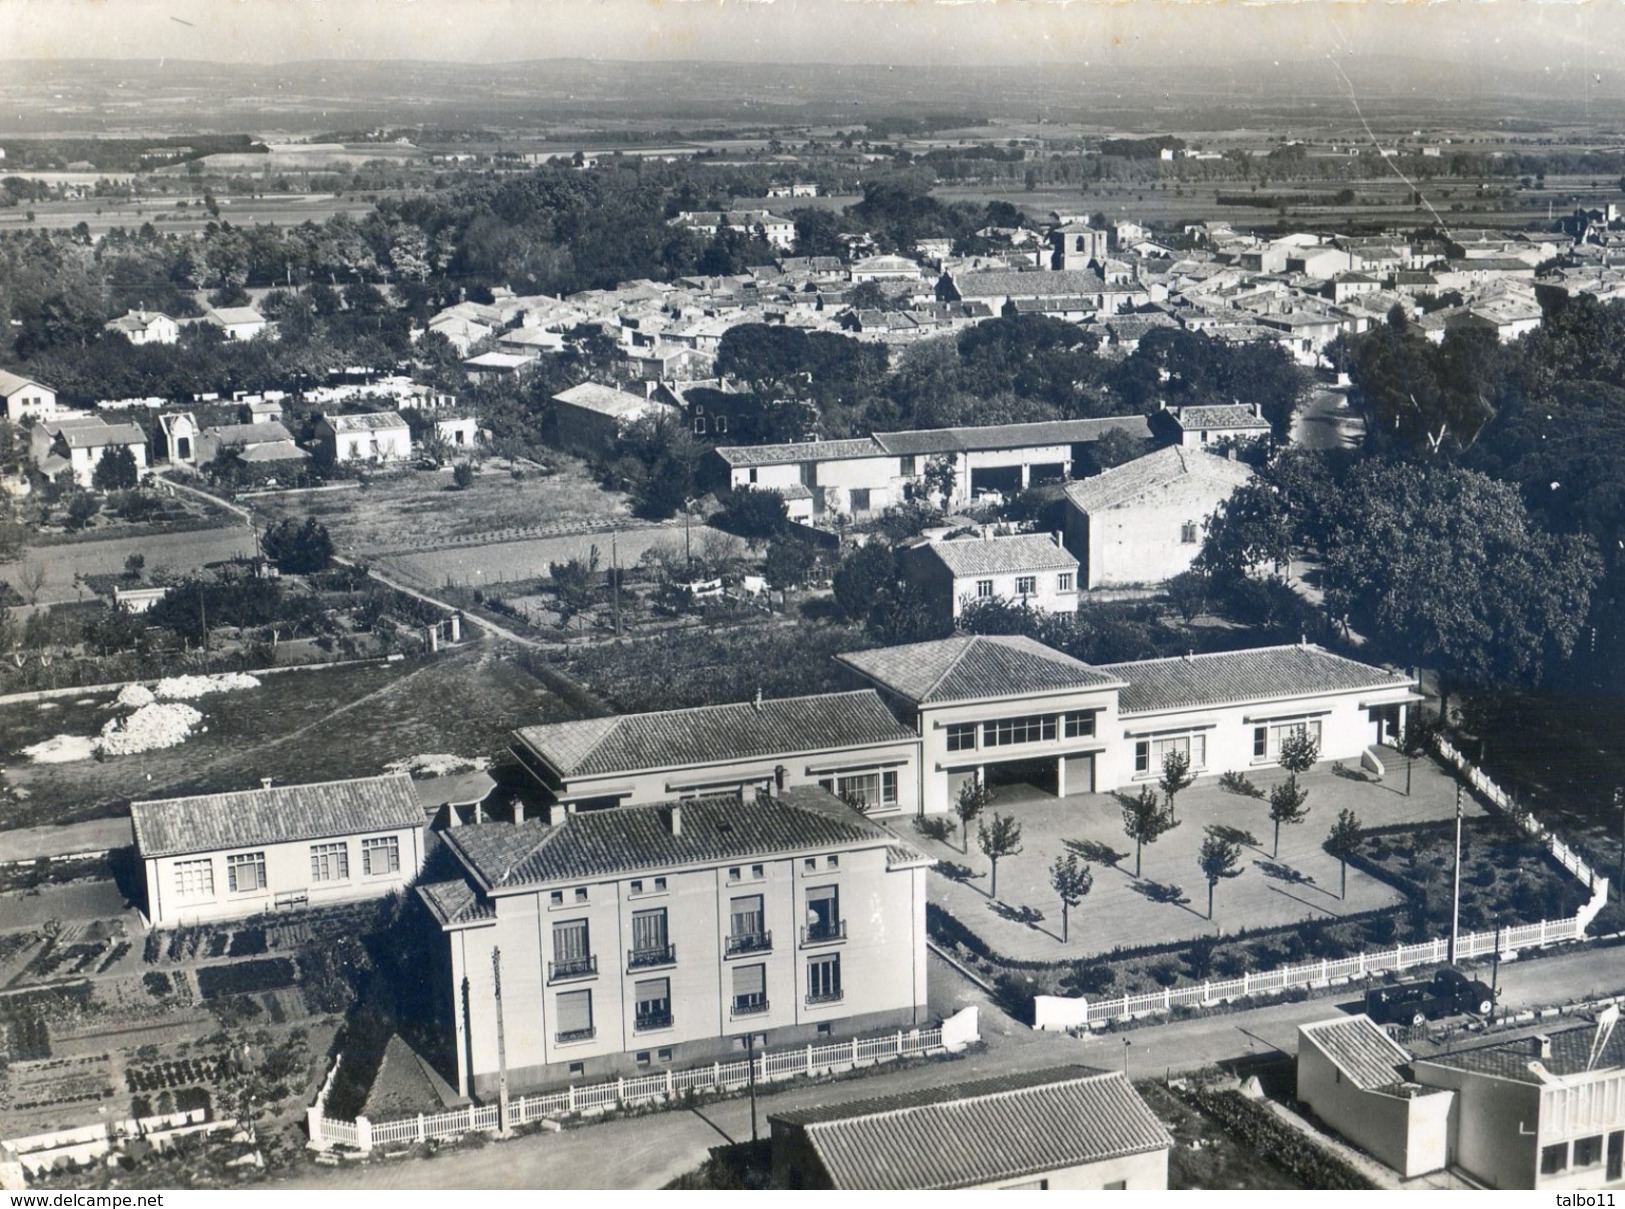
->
[0,639,587,828]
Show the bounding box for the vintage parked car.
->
[1364,967,1496,1027]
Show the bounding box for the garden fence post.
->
[1321,958,1328,985]
[666,1070,674,1096]
[356,1115,372,1155]
[1395,944,1403,970]
[851,1038,859,1066]
[1163,988,1171,1010]
[713,1061,720,1089]
[806,1045,813,1075]
[567,1086,576,1113]
[1203,981,1211,1004]
[617,1077,625,1104]
[416,1113,425,1143]
[1242,972,1251,995]
[896,1029,904,1058]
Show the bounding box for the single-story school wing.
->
[131,775,427,928]
[508,691,922,818]
[837,636,1420,814]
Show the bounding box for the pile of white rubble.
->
[21,672,258,763]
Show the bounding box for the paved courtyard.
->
[893,751,1487,960]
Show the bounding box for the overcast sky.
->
[0,0,1618,74]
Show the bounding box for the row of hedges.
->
[194,958,296,1001]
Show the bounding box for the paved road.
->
[0,817,133,864]
[1292,387,1364,451]
[275,943,1625,1190]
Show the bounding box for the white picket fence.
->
[1035,742,1610,1031]
[309,1011,976,1153]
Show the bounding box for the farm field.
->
[2,525,256,607]
[0,640,586,828]
[249,459,642,557]
[0,192,381,236]
[381,523,682,592]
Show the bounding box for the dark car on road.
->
[1364,967,1496,1026]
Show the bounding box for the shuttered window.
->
[555,990,593,1040]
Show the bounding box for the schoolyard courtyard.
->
[898,750,1488,960]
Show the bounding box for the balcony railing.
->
[547,954,597,982]
[801,919,847,946]
[627,944,676,970]
[725,930,772,956]
[555,1026,596,1044]
[633,1010,673,1032]
[731,997,769,1017]
[806,989,844,1006]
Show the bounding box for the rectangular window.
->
[1063,711,1096,739]
[983,714,1057,748]
[310,842,349,883]
[946,723,977,752]
[1015,575,1037,596]
[975,579,994,599]
[361,836,400,876]
[899,455,917,476]
[817,769,899,811]
[1257,719,1323,763]
[226,852,266,894]
[807,955,842,1003]
[1138,733,1208,775]
[1135,740,1150,774]
[630,909,671,967]
[551,920,594,980]
[850,488,871,512]
[730,894,767,952]
[550,889,565,906]
[805,885,842,942]
[555,989,594,1043]
[574,887,589,903]
[1541,1143,1569,1176]
[732,963,768,1015]
[653,876,667,891]
[1574,1136,1604,1168]
[1057,572,1074,592]
[1181,521,1199,544]
[634,978,672,1030]
[747,468,758,484]
[174,859,214,900]
[1254,726,1268,759]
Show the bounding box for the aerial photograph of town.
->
[2,0,1625,1193]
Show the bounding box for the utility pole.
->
[1615,788,1623,891]
[493,948,510,1136]
[745,1032,759,1143]
[611,530,621,638]
[1490,919,1502,1022]
[1449,781,1463,966]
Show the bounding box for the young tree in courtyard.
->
[1324,808,1364,900]
[1268,777,1311,859]
[1160,749,1195,824]
[953,778,993,854]
[1049,853,1093,943]
[1198,826,1244,920]
[92,446,139,492]
[978,811,1024,901]
[1122,784,1177,878]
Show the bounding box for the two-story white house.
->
[903,532,1079,622]
[314,412,412,464]
[29,417,149,488]
[1063,446,1253,589]
[418,787,933,1096]
[105,310,180,346]
[0,370,62,424]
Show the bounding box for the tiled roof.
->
[1301,1016,1414,1092]
[771,1067,1172,1190]
[208,307,266,326]
[511,690,915,779]
[951,268,1107,299]
[923,533,1077,578]
[237,441,309,463]
[1063,446,1252,514]
[328,411,407,433]
[203,421,295,445]
[131,774,423,859]
[873,416,1152,457]
[1421,1021,1625,1084]
[1171,404,1271,432]
[1102,644,1413,716]
[713,438,885,468]
[58,421,146,449]
[552,382,659,418]
[838,635,1124,706]
[0,369,49,396]
[441,789,909,891]
[416,878,496,928]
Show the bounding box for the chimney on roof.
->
[753,687,763,712]
[545,801,570,826]
[1533,1034,1553,1059]
[668,803,682,836]
[260,777,273,790]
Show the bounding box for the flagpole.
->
[1449,781,1463,966]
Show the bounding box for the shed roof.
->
[1420,1020,1625,1084]
[873,416,1152,457]
[1101,643,1413,716]
[131,774,423,859]
[512,690,914,780]
[1300,1016,1415,1093]
[1171,404,1271,433]
[772,1067,1172,1190]
[326,411,408,433]
[552,381,666,419]
[0,369,50,397]
[838,635,1124,706]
